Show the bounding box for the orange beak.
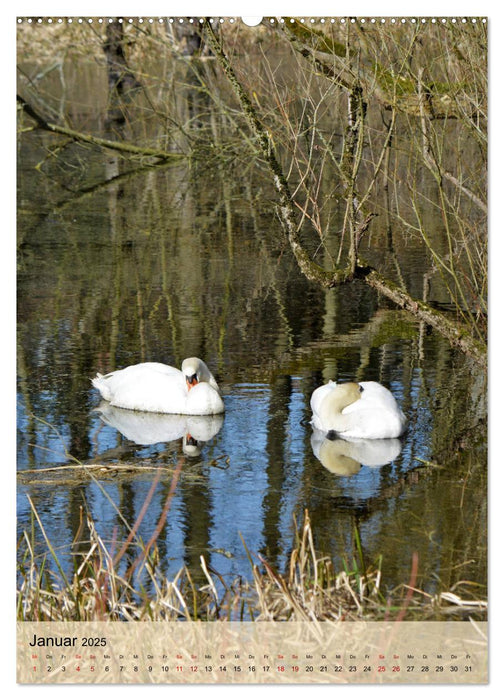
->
[186,375,198,391]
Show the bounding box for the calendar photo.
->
[16,11,488,685]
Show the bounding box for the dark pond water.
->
[17,33,487,617]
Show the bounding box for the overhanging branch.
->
[17,94,182,162]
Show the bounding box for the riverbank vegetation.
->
[18,505,486,623]
[17,475,486,622]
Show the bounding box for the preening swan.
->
[310,380,406,440]
[91,357,224,415]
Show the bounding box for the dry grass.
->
[243,512,383,622]
[17,498,487,623]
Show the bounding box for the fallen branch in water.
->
[16,463,184,485]
[358,263,487,366]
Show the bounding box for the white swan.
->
[91,357,224,415]
[310,380,406,439]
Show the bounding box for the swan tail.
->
[91,373,112,401]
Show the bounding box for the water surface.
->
[17,35,487,617]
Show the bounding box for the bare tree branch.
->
[17,94,183,162]
[203,20,487,367]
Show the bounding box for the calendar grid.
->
[18,620,488,684]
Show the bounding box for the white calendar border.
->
[7,2,501,698]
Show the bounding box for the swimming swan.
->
[92,357,224,415]
[310,380,406,439]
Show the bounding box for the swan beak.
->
[186,373,199,391]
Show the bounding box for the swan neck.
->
[320,382,361,431]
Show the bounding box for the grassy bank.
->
[17,500,486,623]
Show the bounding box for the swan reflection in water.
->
[94,402,224,456]
[311,429,403,476]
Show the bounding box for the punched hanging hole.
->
[241,17,263,26]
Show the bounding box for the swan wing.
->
[340,382,406,439]
[93,363,186,412]
[111,372,187,413]
[92,361,225,415]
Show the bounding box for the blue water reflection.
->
[17,372,421,589]
[94,402,224,455]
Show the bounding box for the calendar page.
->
[16,11,488,686]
